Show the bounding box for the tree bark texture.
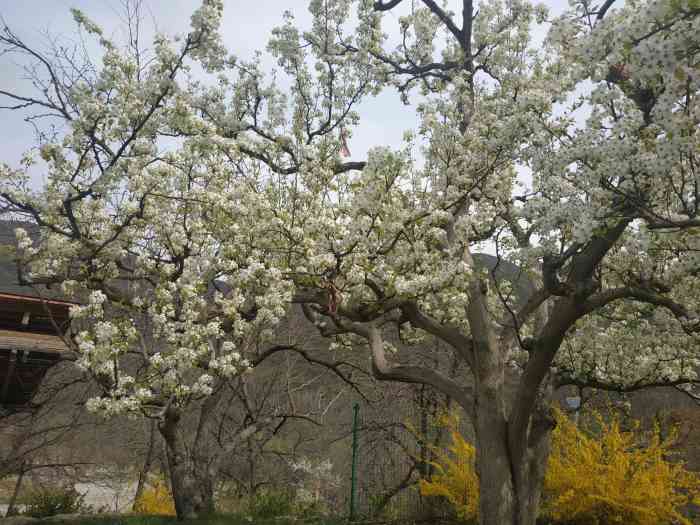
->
[158,407,209,520]
[473,397,553,525]
[132,419,157,511]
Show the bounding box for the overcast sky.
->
[0,0,569,178]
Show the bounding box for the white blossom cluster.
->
[0,3,293,417]
[1,0,698,416]
[558,304,700,387]
[289,457,340,506]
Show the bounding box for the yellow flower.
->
[133,476,176,516]
[419,408,700,524]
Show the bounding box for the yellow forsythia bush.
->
[133,476,176,516]
[419,409,700,524]
[543,409,700,525]
[418,412,479,522]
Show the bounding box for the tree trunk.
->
[133,419,157,511]
[193,463,216,514]
[158,407,207,520]
[474,393,517,525]
[464,271,556,525]
[474,400,553,525]
[467,273,520,525]
[475,429,551,525]
[5,464,26,517]
[514,421,552,525]
[156,388,260,519]
[189,387,227,515]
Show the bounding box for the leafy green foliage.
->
[246,490,294,520]
[23,486,88,518]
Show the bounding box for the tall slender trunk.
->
[133,419,157,511]
[189,387,227,514]
[158,407,205,520]
[473,389,516,525]
[193,462,216,514]
[464,268,557,525]
[5,464,26,517]
[467,273,520,524]
[157,389,238,518]
[513,438,551,525]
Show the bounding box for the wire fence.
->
[338,389,459,522]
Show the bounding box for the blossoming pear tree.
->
[239,0,698,523]
[1,0,699,523]
[0,2,296,517]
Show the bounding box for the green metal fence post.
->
[349,402,360,521]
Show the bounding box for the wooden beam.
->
[0,329,67,353]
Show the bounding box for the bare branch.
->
[421,0,464,45]
[374,0,406,11]
[367,325,472,411]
